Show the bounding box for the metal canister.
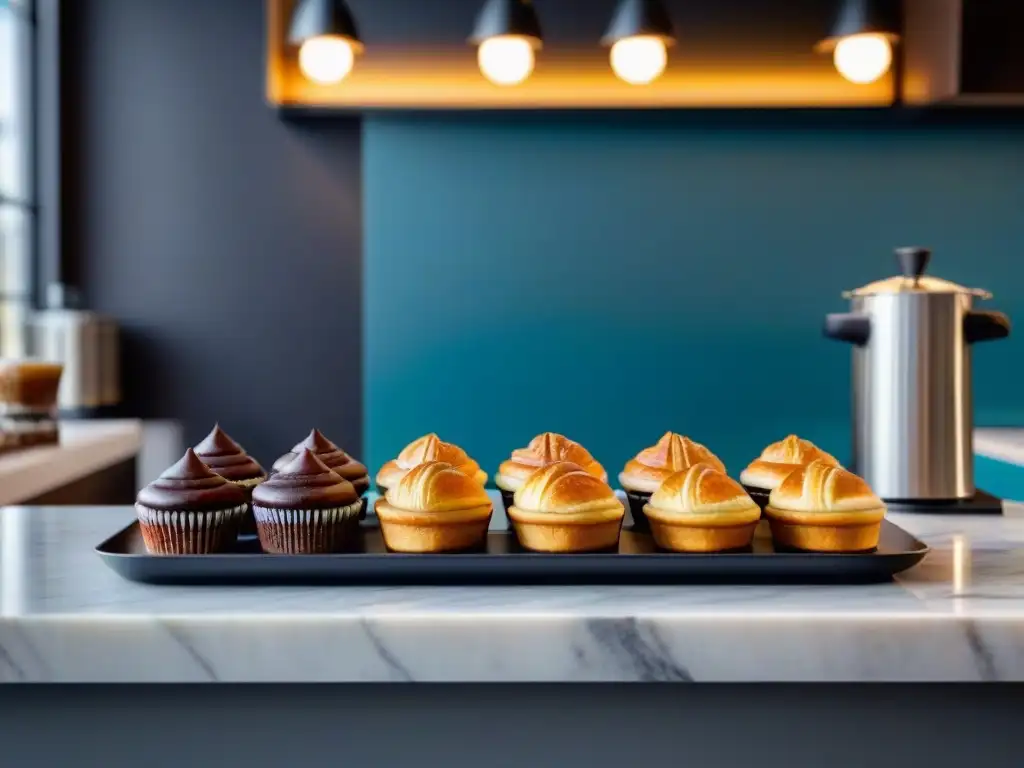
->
[824,247,1010,501]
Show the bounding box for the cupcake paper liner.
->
[741,484,771,514]
[272,472,368,518]
[253,503,362,554]
[135,503,246,555]
[624,490,653,530]
[345,481,369,520]
[510,515,623,553]
[229,475,266,536]
[498,489,517,528]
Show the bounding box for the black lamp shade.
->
[816,0,900,51]
[469,0,543,46]
[602,0,676,46]
[288,0,363,48]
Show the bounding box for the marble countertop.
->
[0,419,142,505]
[975,428,1024,466]
[0,497,1023,683]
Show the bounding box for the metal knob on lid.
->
[843,247,991,298]
[895,246,931,286]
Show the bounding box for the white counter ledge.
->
[975,427,1024,466]
[0,497,1023,683]
[0,419,142,505]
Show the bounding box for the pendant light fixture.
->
[289,0,364,85]
[469,0,543,86]
[815,0,900,85]
[602,0,675,85]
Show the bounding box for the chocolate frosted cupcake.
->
[251,448,362,554]
[194,424,267,535]
[494,432,606,521]
[619,433,725,530]
[272,429,370,518]
[375,433,486,495]
[739,435,840,512]
[135,448,248,554]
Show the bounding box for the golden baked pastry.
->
[495,432,606,493]
[643,464,761,552]
[507,461,624,553]
[765,459,885,552]
[619,432,726,494]
[375,433,487,491]
[739,434,840,492]
[375,461,493,553]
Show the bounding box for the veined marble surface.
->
[0,495,1023,683]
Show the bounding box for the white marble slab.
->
[0,494,1023,682]
[0,419,142,505]
[975,427,1024,466]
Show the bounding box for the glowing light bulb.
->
[477,35,536,86]
[298,35,356,85]
[610,36,668,85]
[832,33,892,84]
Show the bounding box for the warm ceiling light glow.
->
[832,33,892,84]
[477,35,536,86]
[298,35,356,85]
[610,35,668,85]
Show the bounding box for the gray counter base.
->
[0,685,1018,768]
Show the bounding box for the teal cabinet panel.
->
[975,455,1024,502]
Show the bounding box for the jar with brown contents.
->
[0,359,63,448]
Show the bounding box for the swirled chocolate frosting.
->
[271,429,368,492]
[136,448,248,510]
[194,424,266,482]
[253,448,358,510]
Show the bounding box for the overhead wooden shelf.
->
[266,0,897,112]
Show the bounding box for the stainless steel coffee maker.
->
[824,247,1010,504]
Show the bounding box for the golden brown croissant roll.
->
[765,459,885,552]
[495,432,606,493]
[507,461,624,553]
[514,461,622,515]
[375,433,487,491]
[375,461,493,553]
[739,434,840,497]
[619,432,726,494]
[649,464,761,519]
[643,464,760,552]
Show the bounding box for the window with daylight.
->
[0,0,34,357]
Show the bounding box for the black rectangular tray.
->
[96,516,929,585]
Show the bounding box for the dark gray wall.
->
[64,0,363,465]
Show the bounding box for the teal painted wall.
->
[364,115,1024,484]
